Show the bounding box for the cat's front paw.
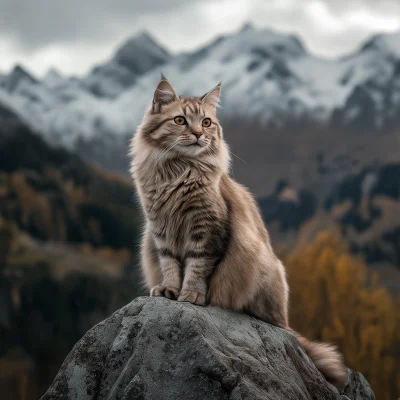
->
[178,290,206,306]
[150,285,180,300]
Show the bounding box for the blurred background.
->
[0,1,399,399]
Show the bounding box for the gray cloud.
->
[251,0,400,56]
[0,0,209,51]
[323,0,400,15]
[0,0,399,76]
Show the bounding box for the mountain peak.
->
[11,65,37,81]
[127,31,158,46]
[114,31,171,70]
[240,22,255,33]
[45,68,62,80]
[3,65,37,92]
[229,25,306,59]
[44,68,63,88]
[360,31,400,57]
[83,31,171,98]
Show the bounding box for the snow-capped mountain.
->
[0,24,399,195]
[82,32,171,98]
[114,26,400,130]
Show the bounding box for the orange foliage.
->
[79,242,132,264]
[10,173,53,233]
[286,232,400,400]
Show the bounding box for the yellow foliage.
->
[286,232,400,400]
[11,173,52,228]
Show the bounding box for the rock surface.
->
[41,297,375,400]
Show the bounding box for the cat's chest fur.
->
[136,157,226,254]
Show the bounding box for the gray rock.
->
[41,297,375,400]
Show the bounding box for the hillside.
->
[258,164,400,281]
[0,104,143,400]
[0,102,141,248]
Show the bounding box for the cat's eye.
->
[202,118,211,127]
[174,116,187,125]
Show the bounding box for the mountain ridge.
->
[2,25,400,135]
[1,24,400,197]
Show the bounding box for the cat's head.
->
[135,76,230,171]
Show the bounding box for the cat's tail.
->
[288,328,348,388]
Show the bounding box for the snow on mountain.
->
[81,32,171,98]
[114,25,400,133]
[0,32,172,148]
[0,24,400,153]
[117,24,311,127]
[360,31,400,57]
[1,65,38,92]
[43,68,64,89]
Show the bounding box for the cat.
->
[130,75,347,388]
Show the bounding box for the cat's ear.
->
[153,74,179,105]
[201,82,221,108]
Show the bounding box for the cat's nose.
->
[192,132,203,140]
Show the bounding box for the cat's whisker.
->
[229,150,249,166]
[155,140,180,163]
[205,148,216,160]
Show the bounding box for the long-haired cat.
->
[130,76,347,388]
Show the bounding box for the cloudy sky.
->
[1,0,400,77]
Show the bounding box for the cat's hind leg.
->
[246,259,289,328]
[141,229,162,290]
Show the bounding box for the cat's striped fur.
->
[130,77,347,388]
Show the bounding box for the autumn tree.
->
[285,232,400,400]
